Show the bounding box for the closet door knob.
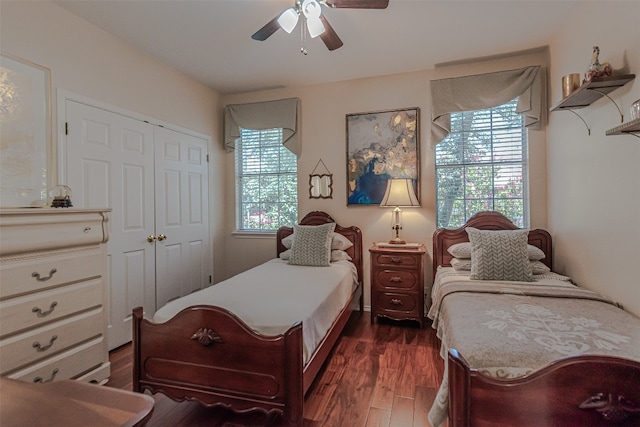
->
[157,234,167,241]
[147,235,156,243]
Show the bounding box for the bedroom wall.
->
[547,2,640,317]
[221,51,550,311]
[0,1,227,282]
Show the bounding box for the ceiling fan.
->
[251,0,389,52]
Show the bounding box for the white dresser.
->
[0,208,111,384]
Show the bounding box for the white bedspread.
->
[153,258,359,365]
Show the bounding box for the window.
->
[435,98,528,229]
[235,128,297,231]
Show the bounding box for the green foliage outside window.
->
[236,128,297,231]
[435,99,528,229]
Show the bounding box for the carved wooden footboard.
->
[132,211,363,425]
[133,305,305,425]
[448,349,640,427]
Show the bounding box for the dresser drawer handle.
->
[390,276,403,283]
[33,335,58,352]
[32,268,57,282]
[390,298,403,306]
[390,257,402,264]
[32,301,58,317]
[83,226,92,233]
[33,368,59,383]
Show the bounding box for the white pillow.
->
[282,229,353,251]
[331,232,354,250]
[451,257,550,275]
[448,241,545,261]
[287,223,335,267]
[466,227,534,282]
[280,249,351,262]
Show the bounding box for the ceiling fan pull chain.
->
[300,18,308,55]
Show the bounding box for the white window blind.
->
[235,128,297,231]
[435,98,528,229]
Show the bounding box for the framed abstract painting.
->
[346,107,420,205]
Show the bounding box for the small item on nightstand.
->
[49,185,73,208]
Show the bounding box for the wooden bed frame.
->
[132,211,363,426]
[433,211,640,427]
[432,210,552,279]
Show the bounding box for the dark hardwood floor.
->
[106,312,445,427]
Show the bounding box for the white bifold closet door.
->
[64,100,210,350]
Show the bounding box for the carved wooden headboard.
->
[276,211,363,283]
[432,211,552,278]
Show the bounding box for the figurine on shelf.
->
[584,46,613,82]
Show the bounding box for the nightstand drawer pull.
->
[32,268,57,282]
[390,298,403,306]
[33,368,59,383]
[32,301,58,318]
[390,276,403,283]
[390,257,402,264]
[33,335,58,352]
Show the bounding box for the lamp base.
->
[387,237,406,245]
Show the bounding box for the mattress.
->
[153,258,359,365]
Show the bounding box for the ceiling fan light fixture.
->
[277,8,299,33]
[302,0,322,19]
[306,16,325,38]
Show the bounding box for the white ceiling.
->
[54,0,579,95]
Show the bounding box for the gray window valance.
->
[224,97,301,156]
[430,66,543,147]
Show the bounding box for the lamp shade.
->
[379,179,419,207]
[306,16,325,38]
[277,8,299,33]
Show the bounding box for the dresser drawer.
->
[5,337,105,383]
[0,249,103,299]
[372,252,421,268]
[0,210,106,257]
[374,291,419,314]
[372,268,419,290]
[0,279,102,338]
[0,308,103,374]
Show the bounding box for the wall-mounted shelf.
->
[606,118,640,139]
[550,74,636,135]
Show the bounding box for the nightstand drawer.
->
[372,252,421,268]
[372,269,419,290]
[374,291,418,314]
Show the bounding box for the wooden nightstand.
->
[369,244,426,327]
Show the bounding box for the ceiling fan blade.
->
[251,15,281,41]
[324,0,389,9]
[319,16,343,51]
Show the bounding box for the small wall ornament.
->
[584,46,613,82]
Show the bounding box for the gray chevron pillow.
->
[288,222,336,267]
[466,227,534,282]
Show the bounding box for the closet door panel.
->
[154,127,210,309]
[65,101,155,350]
